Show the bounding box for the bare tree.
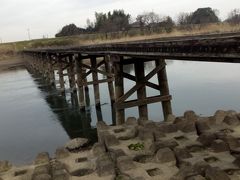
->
[136,11,160,28]
[226,9,240,24]
[177,12,191,25]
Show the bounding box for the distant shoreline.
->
[0,56,25,72]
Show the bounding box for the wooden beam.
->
[118,63,165,103]
[113,55,125,125]
[115,95,172,110]
[120,58,154,65]
[91,57,101,106]
[80,63,113,78]
[76,56,85,110]
[83,78,114,86]
[58,61,65,93]
[123,72,160,90]
[82,59,106,79]
[67,56,76,91]
[156,59,172,120]
[135,61,148,119]
[105,55,115,103]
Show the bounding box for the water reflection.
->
[28,71,98,141]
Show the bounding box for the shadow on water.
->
[28,70,98,143]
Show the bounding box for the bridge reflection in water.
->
[27,69,109,142]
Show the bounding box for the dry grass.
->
[0,22,240,61]
[0,44,16,61]
[84,23,240,45]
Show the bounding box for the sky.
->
[0,0,239,42]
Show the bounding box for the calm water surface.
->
[0,60,240,165]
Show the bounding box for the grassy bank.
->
[0,22,240,60]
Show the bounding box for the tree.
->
[160,16,175,32]
[136,12,160,28]
[190,7,220,24]
[226,9,240,24]
[55,24,86,37]
[177,12,192,25]
[94,10,130,32]
[86,18,95,32]
[177,8,220,25]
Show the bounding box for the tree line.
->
[55,8,240,37]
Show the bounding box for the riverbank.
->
[1,110,240,180]
[0,56,25,72]
[1,23,240,53]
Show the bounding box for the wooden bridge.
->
[23,32,240,124]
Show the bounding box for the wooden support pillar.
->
[105,55,115,103]
[96,106,103,122]
[85,83,91,107]
[41,55,47,78]
[76,55,85,110]
[83,68,89,91]
[155,59,172,120]
[67,56,76,92]
[134,61,148,119]
[113,56,125,125]
[58,59,65,93]
[90,56,101,107]
[70,92,79,107]
[49,60,55,86]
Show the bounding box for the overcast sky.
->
[0,0,238,42]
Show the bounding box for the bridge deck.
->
[24,32,240,62]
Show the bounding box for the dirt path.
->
[0,56,25,72]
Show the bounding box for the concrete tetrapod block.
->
[210,139,229,152]
[184,111,198,122]
[0,161,12,173]
[113,126,138,140]
[32,174,52,180]
[205,167,230,180]
[55,147,70,159]
[32,164,51,178]
[155,147,176,165]
[34,152,50,165]
[92,143,106,157]
[96,153,115,177]
[117,156,136,172]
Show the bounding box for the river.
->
[0,59,240,165]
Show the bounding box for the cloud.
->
[0,0,238,42]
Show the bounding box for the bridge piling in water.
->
[105,55,115,104]
[113,57,172,123]
[156,59,172,119]
[134,61,148,119]
[57,56,65,94]
[24,32,240,123]
[25,53,173,124]
[113,55,125,125]
[76,55,86,110]
[90,56,101,107]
